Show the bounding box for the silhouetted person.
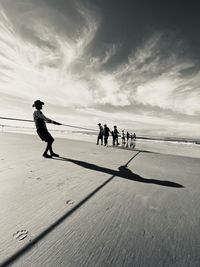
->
[113,125,119,146]
[126,131,130,147]
[32,100,61,158]
[126,131,130,142]
[103,124,110,146]
[97,123,103,145]
[111,130,115,145]
[121,130,126,146]
[133,132,136,141]
[130,133,134,142]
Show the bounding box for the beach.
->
[1,132,200,266]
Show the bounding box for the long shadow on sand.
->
[0,153,183,267]
[55,156,184,188]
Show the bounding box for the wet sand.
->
[0,132,200,266]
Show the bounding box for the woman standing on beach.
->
[32,100,62,158]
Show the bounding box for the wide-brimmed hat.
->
[98,123,101,125]
[32,100,44,107]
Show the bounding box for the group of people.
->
[97,123,136,147]
[121,130,136,146]
[32,99,137,158]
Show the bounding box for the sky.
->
[0,0,200,137]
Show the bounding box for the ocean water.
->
[0,124,97,143]
[1,124,200,158]
[135,139,200,158]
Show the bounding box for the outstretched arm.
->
[34,111,62,125]
[41,113,62,125]
[52,121,62,125]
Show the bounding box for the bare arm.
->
[34,111,62,125]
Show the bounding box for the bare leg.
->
[43,140,53,157]
[42,139,59,157]
[49,140,59,157]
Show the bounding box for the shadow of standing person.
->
[54,157,184,188]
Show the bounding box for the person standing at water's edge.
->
[32,100,62,158]
[97,123,104,145]
[103,124,111,146]
[112,125,119,146]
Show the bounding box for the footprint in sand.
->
[13,230,28,241]
[66,200,74,205]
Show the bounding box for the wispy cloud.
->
[0,1,99,105]
[113,32,200,116]
[0,1,200,137]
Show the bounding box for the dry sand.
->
[0,132,200,267]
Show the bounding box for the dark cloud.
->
[3,0,200,69]
[93,101,200,124]
[81,0,200,70]
[179,65,200,78]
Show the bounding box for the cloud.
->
[133,67,200,116]
[111,32,200,116]
[0,1,100,106]
[0,1,200,137]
